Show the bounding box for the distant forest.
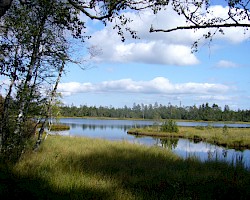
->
[60,103,250,122]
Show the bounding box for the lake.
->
[53,118,250,168]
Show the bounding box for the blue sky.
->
[57,4,250,110]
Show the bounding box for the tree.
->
[0,0,88,161]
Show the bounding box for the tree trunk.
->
[34,61,65,151]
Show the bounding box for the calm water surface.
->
[53,118,250,168]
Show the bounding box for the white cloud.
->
[86,4,250,66]
[88,27,199,65]
[195,95,233,101]
[175,140,222,153]
[0,79,10,86]
[110,41,198,65]
[58,77,231,96]
[215,60,239,68]
[87,7,201,66]
[57,82,95,95]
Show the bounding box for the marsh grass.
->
[1,136,250,199]
[128,126,250,149]
[49,124,70,131]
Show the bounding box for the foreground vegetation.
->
[128,124,250,149]
[1,136,250,199]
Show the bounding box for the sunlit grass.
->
[1,136,250,199]
[128,126,250,149]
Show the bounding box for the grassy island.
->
[128,124,250,149]
[49,124,70,131]
[1,136,250,199]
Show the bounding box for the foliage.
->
[161,119,179,133]
[0,119,36,163]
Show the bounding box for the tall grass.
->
[1,136,250,199]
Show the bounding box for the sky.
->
[57,3,250,110]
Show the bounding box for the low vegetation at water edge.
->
[1,136,250,199]
[128,123,250,149]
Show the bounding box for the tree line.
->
[60,102,250,122]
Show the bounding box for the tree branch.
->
[68,0,116,21]
[150,23,250,33]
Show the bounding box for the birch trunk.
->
[34,61,65,151]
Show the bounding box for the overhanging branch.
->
[68,0,118,21]
[150,23,250,33]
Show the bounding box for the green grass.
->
[1,136,250,199]
[128,126,250,149]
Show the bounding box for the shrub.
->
[161,120,179,133]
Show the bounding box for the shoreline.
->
[57,116,250,124]
[127,126,250,150]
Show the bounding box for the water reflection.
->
[156,138,179,150]
[54,118,250,168]
[154,137,250,168]
[64,122,148,132]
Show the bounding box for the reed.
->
[1,136,250,199]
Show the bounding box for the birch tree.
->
[0,0,79,161]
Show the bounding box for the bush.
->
[161,120,179,133]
